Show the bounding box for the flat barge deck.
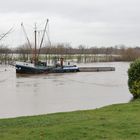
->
[79,67,115,72]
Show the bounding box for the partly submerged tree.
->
[0,28,13,64]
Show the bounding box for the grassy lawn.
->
[0,100,140,140]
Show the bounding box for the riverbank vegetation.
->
[128,59,140,98]
[0,44,140,64]
[1,99,140,140]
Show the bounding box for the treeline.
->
[0,44,140,63]
[0,45,13,64]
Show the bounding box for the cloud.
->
[1,0,140,25]
[0,0,140,47]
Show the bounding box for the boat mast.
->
[34,23,37,65]
[21,23,32,50]
[0,27,13,41]
[21,23,33,61]
[37,19,49,59]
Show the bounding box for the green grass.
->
[1,100,140,140]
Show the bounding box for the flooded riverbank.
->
[0,62,132,118]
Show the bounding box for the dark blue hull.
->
[16,64,79,74]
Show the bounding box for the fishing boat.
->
[15,19,79,74]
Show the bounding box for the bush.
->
[128,59,140,98]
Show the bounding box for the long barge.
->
[79,66,115,72]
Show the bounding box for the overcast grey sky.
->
[0,0,140,47]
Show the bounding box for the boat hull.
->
[16,64,48,74]
[15,63,79,74]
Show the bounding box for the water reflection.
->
[0,62,132,118]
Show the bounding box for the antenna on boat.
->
[34,23,37,64]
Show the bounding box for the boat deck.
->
[79,67,115,72]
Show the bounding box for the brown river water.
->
[0,62,132,118]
